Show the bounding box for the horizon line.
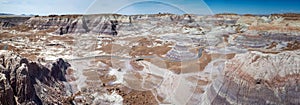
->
[1,12,300,17]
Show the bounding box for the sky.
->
[85,0,212,15]
[205,0,300,14]
[0,0,300,15]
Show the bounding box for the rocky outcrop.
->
[1,14,206,36]
[203,51,300,105]
[24,15,80,30]
[0,51,72,105]
[0,73,16,105]
[51,14,200,36]
[0,17,30,28]
[166,42,197,61]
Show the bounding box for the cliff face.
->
[0,51,72,105]
[1,13,300,36]
[30,14,199,35]
[24,15,81,31]
[203,51,300,105]
[1,14,203,35]
[0,17,31,28]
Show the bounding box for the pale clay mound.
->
[203,51,300,105]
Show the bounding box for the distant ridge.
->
[0,13,14,15]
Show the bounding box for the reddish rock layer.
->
[205,51,300,105]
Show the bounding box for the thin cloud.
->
[0,0,213,15]
[86,0,212,15]
[0,0,93,15]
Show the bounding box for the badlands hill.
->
[0,13,300,104]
